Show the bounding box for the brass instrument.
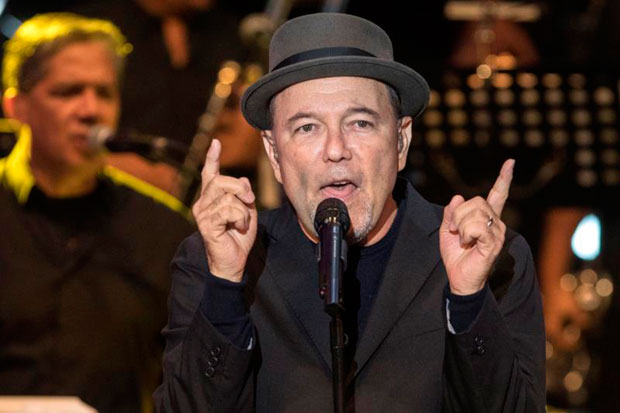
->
[177,1,298,208]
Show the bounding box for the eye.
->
[96,86,116,100]
[51,85,83,98]
[352,120,374,130]
[295,123,315,134]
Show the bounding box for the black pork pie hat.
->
[241,13,431,130]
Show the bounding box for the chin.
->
[347,207,375,245]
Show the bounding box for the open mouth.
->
[320,180,358,199]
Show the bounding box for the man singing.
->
[155,13,545,412]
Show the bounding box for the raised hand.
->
[192,139,258,282]
[439,159,514,295]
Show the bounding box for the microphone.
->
[314,198,351,315]
[87,126,189,162]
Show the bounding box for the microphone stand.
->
[317,217,348,413]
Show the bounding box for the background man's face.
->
[267,76,409,243]
[15,40,120,176]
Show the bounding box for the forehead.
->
[272,77,392,118]
[41,40,118,84]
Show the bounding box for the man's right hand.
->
[192,139,258,283]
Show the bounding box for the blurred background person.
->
[0,13,193,413]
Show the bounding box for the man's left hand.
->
[439,159,514,295]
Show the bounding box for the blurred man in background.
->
[0,13,193,413]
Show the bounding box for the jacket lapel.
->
[262,182,444,375]
[354,183,442,374]
[264,203,333,371]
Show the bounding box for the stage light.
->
[575,130,594,146]
[577,169,597,187]
[492,73,513,89]
[567,73,587,89]
[602,169,620,185]
[597,108,616,124]
[450,129,469,146]
[428,90,441,107]
[498,109,517,126]
[426,129,445,148]
[575,149,596,167]
[542,73,562,88]
[521,89,539,105]
[516,72,538,88]
[570,89,588,105]
[593,86,614,105]
[445,89,466,107]
[525,129,544,147]
[500,129,519,147]
[423,110,443,127]
[548,109,567,126]
[466,73,484,89]
[572,109,592,127]
[600,148,619,165]
[545,89,564,105]
[600,128,619,144]
[470,89,489,106]
[447,109,467,126]
[495,89,514,105]
[473,110,492,127]
[550,129,570,147]
[571,214,601,261]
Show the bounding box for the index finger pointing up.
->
[201,139,221,191]
[486,159,515,216]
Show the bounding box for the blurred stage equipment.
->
[404,69,620,201]
[545,214,614,407]
[88,125,190,165]
[177,0,297,208]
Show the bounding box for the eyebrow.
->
[344,106,380,118]
[285,106,381,126]
[286,111,316,126]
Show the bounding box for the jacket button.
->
[474,336,485,346]
[210,346,222,356]
[204,367,216,378]
[208,355,219,367]
[476,345,486,355]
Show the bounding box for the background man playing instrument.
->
[0,13,193,413]
[155,13,545,412]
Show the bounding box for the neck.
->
[30,159,100,198]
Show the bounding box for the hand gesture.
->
[439,159,514,295]
[192,139,258,282]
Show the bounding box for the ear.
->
[396,116,413,171]
[261,130,282,183]
[2,88,28,123]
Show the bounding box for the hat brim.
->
[241,55,430,130]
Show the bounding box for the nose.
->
[322,127,352,163]
[76,88,102,124]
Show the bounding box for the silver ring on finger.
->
[487,215,494,227]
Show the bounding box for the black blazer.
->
[154,181,546,412]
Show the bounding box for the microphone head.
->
[87,125,114,152]
[314,198,351,234]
